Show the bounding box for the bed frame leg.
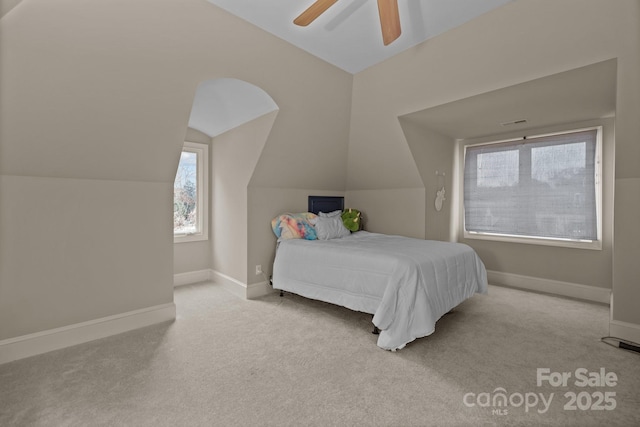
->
[372,326,380,335]
[279,290,284,297]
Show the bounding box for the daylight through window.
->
[463,128,601,249]
[174,141,208,242]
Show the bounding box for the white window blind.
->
[464,129,599,243]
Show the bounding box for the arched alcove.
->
[176,78,279,293]
[188,78,279,138]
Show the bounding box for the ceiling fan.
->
[293,0,402,46]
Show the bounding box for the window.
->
[463,127,601,249]
[174,141,208,243]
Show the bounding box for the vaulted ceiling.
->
[206,0,514,73]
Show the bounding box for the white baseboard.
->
[211,270,247,299]
[174,269,212,287]
[210,269,275,299]
[487,270,611,304]
[247,280,274,299]
[609,320,640,346]
[0,303,176,365]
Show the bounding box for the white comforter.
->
[272,231,488,350]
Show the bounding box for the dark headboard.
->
[308,196,344,215]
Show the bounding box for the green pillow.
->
[341,208,362,232]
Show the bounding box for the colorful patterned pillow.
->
[271,213,318,240]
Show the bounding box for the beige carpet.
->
[1,283,639,426]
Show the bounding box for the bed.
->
[271,196,488,351]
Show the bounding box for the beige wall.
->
[399,119,454,241]
[0,0,21,17]
[610,0,640,338]
[0,0,352,341]
[0,175,173,339]
[613,178,640,329]
[212,112,277,284]
[345,189,426,239]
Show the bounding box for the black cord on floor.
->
[601,336,640,355]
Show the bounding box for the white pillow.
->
[315,215,351,240]
[318,210,343,218]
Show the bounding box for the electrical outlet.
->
[255,265,262,275]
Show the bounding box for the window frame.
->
[462,126,603,250]
[174,141,209,243]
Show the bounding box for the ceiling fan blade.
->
[377,0,401,45]
[294,0,339,26]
